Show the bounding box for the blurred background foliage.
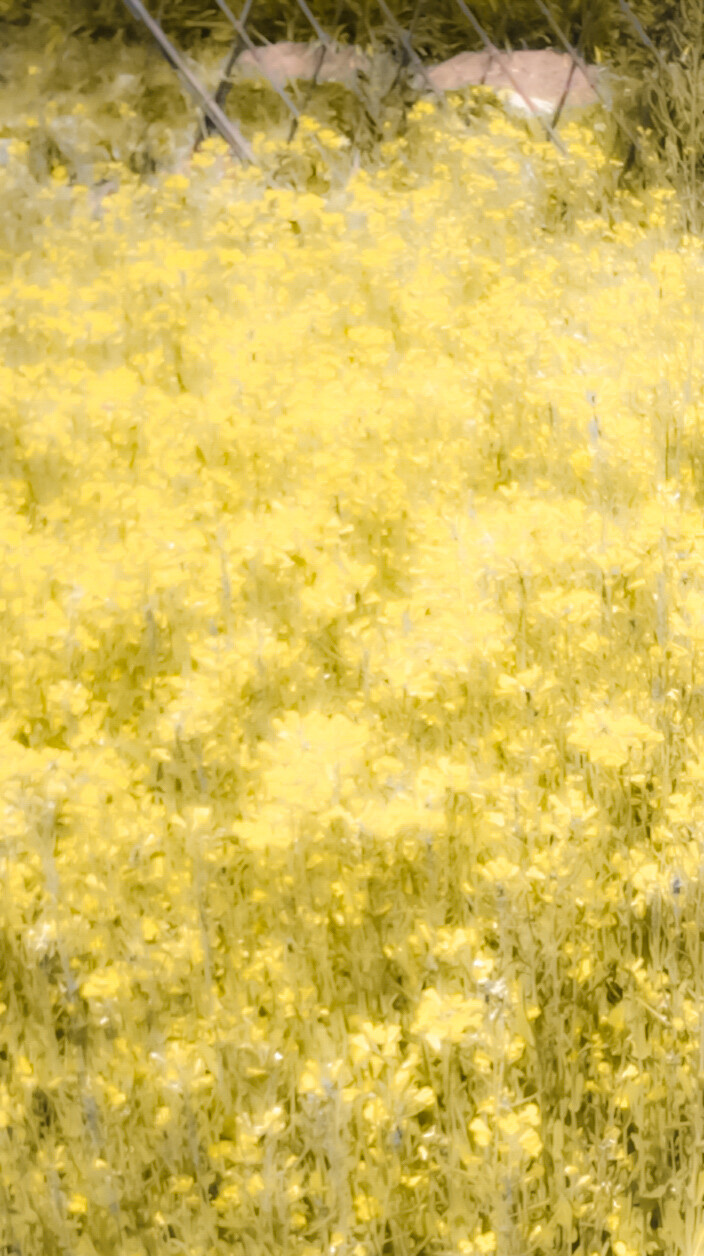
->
[0,0,677,58]
[4,0,704,231]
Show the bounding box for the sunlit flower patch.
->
[0,21,702,1256]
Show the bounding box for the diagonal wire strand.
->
[375,0,445,101]
[119,0,256,162]
[616,0,671,72]
[453,0,569,155]
[211,0,334,161]
[383,0,423,100]
[211,0,304,127]
[289,0,377,142]
[533,0,647,161]
[193,0,256,151]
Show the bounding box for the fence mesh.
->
[119,0,672,182]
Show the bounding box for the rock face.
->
[236,41,373,88]
[232,42,608,114]
[415,48,607,113]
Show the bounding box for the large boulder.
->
[414,48,609,114]
[235,41,372,88]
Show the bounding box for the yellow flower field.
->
[1,37,704,1256]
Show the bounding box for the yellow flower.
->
[469,1117,493,1148]
[475,1234,497,1255]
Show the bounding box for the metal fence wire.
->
[119,0,669,174]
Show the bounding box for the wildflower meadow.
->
[2,19,704,1256]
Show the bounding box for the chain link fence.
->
[118,0,682,191]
